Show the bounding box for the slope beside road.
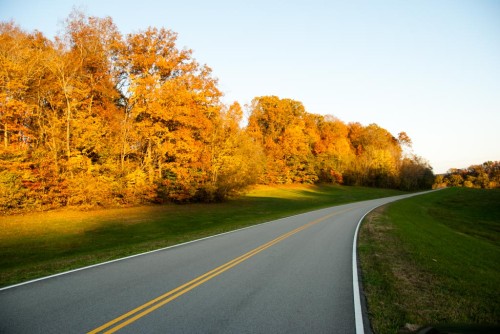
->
[0,193,423,333]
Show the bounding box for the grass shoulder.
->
[0,184,403,288]
[359,188,500,333]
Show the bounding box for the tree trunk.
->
[120,111,129,171]
[147,140,154,184]
[3,123,8,148]
[64,92,73,179]
[66,98,71,161]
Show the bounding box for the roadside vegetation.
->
[1,11,433,214]
[433,161,500,189]
[0,184,403,288]
[359,188,500,333]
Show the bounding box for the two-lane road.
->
[0,193,423,333]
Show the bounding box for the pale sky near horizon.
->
[1,0,499,174]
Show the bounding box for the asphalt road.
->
[0,193,421,333]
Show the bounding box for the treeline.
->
[0,12,433,212]
[434,161,500,189]
[246,96,434,190]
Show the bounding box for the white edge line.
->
[352,194,418,334]
[352,206,376,334]
[0,219,273,292]
[3,193,427,293]
[352,192,434,333]
[0,205,340,292]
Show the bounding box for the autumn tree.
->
[345,123,402,187]
[0,22,51,211]
[312,115,354,183]
[399,155,434,190]
[0,12,438,213]
[29,12,126,207]
[438,161,500,189]
[0,22,40,151]
[247,96,316,184]
[204,102,264,201]
[63,11,123,163]
[120,26,224,201]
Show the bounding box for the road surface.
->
[0,193,421,333]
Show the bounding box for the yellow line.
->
[88,209,347,333]
[103,230,300,333]
[87,225,303,334]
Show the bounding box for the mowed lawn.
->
[0,184,403,288]
[359,188,500,333]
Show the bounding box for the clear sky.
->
[1,0,499,173]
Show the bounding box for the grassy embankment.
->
[0,184,403,288]
[359,188,500,333]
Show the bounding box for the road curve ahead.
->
[0,193,422,333]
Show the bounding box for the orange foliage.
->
[0,12,434,213]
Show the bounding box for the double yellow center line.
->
[88,209,346,333]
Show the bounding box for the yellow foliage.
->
[0,12,435,212]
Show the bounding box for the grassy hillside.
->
[0,184,403,288]
[359,188,500,333]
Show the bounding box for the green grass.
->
[0,184,403,288]
[359,188,500,333]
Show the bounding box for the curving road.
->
[0,193,423,333]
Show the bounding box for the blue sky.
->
[1,0,499,173]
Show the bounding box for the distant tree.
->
[205,102,264,201]
[0,12,442,212]
[345,123,401,188]
[437,161,500,189]
[448,174,464,187]
[433,174,446,189]
[247,96,317,184]
[120,26,224,201]
[399,155,434,190]
[312,115,354,184]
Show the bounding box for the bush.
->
[0,171,29,212]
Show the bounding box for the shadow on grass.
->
[0,184,405,287]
